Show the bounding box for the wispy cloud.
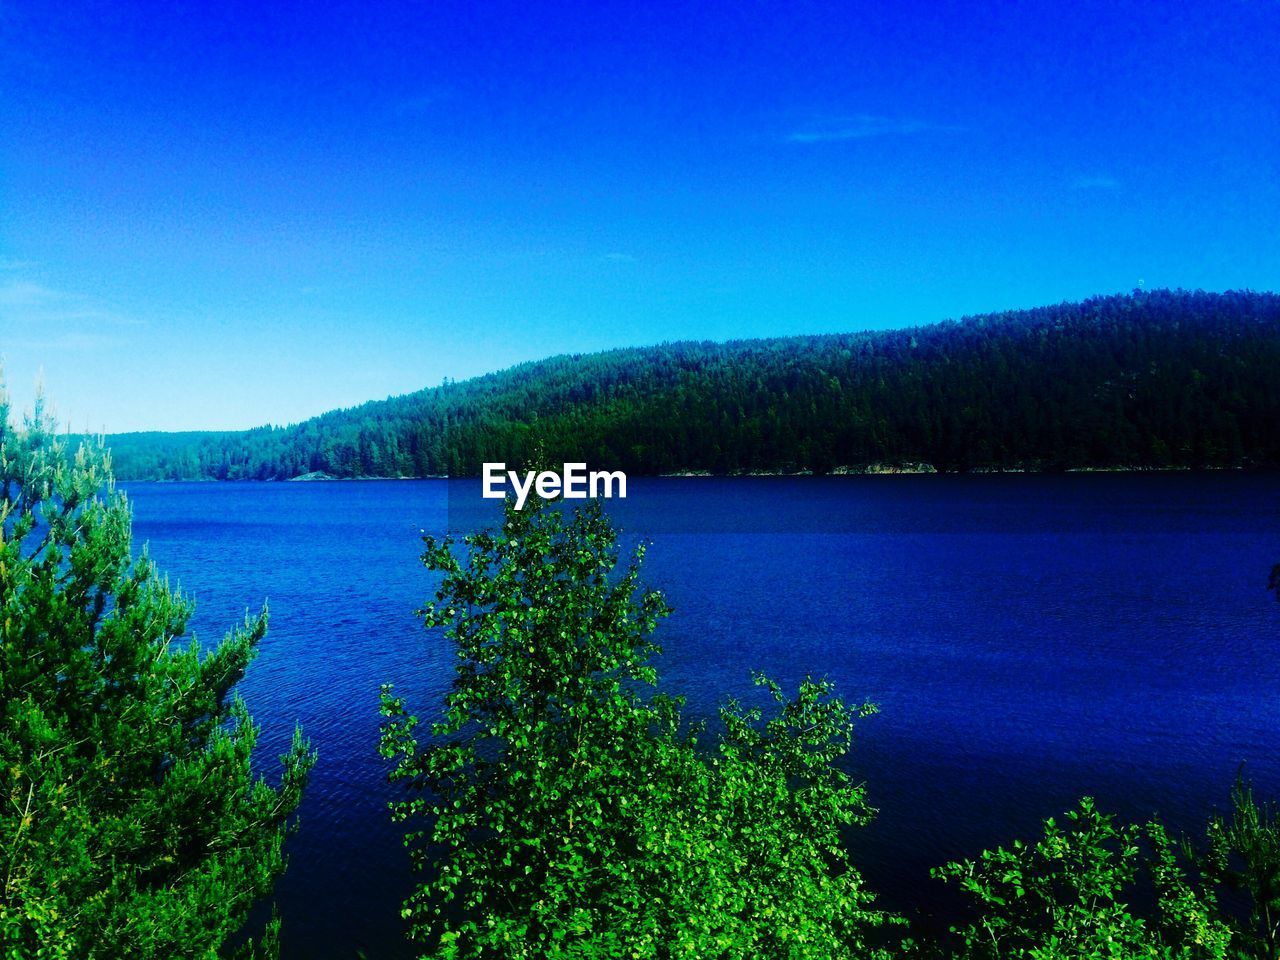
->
[0,278,144,338]
[1072,174,1122,191]
[785,114,959,144]
[0,280,57,307]
[6,331,125,352]
[601,252,637,264]
[0,256,38,272]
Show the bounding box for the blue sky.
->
[2,0,1277,431]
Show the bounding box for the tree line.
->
[6,398,1280,958]
[103,288,1280,480]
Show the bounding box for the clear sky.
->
[2,0,1277,432]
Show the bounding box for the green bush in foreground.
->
[933,782,1280,960]
[934,797,1231,959]
[380,497,898,959]
[1199,778,1280,960]
[0,400,314,959]
[381,495,1280,960]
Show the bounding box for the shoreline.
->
[120,464,1276,483]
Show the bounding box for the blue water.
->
[121,475,1280,958]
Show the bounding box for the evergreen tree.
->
[0,396,314,958]
[101,290,1280,481]
[1197,778,1280,960]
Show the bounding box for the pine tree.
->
[0,395,314,958]
[1199,778,1280,960]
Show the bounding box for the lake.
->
[121,474,1280,958]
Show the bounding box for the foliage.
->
[933,797,1231,959]
[104,289,1280,479]
[379,496,896,959]
[0,397,314,959]
[1197,777,1280,959]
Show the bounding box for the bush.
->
[380,497,897,958]
[933,797,1231,959]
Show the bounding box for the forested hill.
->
[106,289,1280,480]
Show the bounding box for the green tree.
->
[1197,777,1280,959]
[379,496,896,959]
[0,398,314,958]
[933,797,1231,959]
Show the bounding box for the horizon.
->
[3,1,1278,432]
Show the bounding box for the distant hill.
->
[104,289,1280,480]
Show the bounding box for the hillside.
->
[105,289,1280,480]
